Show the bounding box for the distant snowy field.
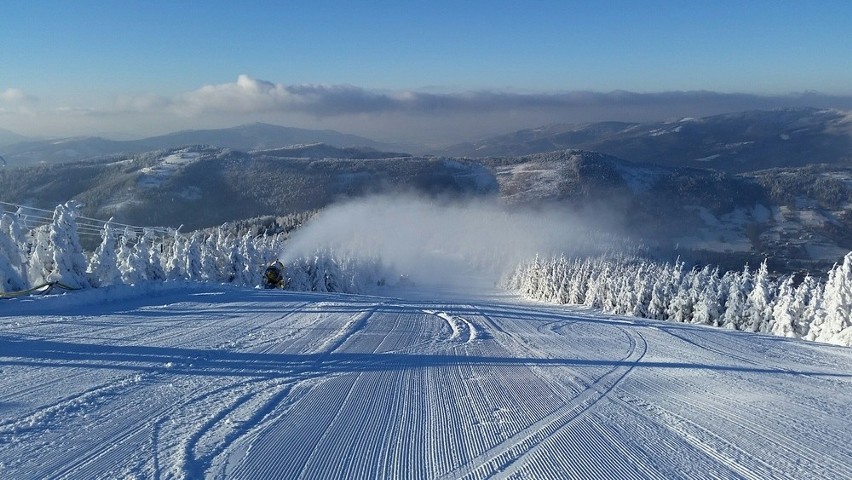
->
[2,283,851,479]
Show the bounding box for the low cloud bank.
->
[113,75,852,118]
[7,75,852,143]
[281,195,631,289]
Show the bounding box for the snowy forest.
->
[503,253,852,346]
[3,202,852,347]
[0,202,371,297]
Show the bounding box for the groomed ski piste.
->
[2,281,851,479]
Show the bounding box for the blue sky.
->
[1,0,851,143]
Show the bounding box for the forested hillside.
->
[444,108,852,173]
[2,145,852,274]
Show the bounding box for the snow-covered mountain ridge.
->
[2,146,852,273]
[443,108,852,173]
[0,123,404,167]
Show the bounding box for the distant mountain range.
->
[441,108,852,173]
[3,108,852,274]
[2,145,851,274]
[0,123,407,167]
[4,108,851,173]
[0,127,29,148]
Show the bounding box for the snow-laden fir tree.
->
[647,262,676,320]
[792,275,819,339]
[200,231,223,282]
[722,267,751,330]
[87,221,123,287]
[666,268,695,323]
[568,258,589,305]
[746,260,775,333]
[142,229,166,282]
[770,276,798,338]
[164,231,187,280]
[0,214,27,292]
[238,231,260,286]
[27,225,52,287]
[692,267,722,326]
[184,232,204,281]
[118,229,147,285]
[47,202,90,289]
[629,264,653,318]
[1,214,28,280]
[816,252,852,345]
[583,261,607,310]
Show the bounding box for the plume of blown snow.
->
[280,194,631,289]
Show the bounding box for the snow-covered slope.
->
[443,108,852,173]
[2,283,851,479]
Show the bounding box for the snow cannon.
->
[263,261,286,289]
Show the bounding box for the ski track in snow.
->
[1,285,852,479]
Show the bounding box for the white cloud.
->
[173,75,391,115]
[110,75,852,119]
[0,88,36,105]
[6,76,852,142]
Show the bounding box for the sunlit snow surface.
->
[1,283,851,479]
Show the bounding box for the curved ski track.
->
[1,286,851,479]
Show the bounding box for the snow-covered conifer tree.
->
[648,261,678,320]
[143,229,166,282]
[666,268,696,323]
[584,259,611,310]
[47,202,90,289]
[746,260,775,333]
[629,264,652,318]
[284,257,311,291]
[816,253,852,344]
[185,232,204,281]
[223,234,243,283]
[87,222,123,287]
[314,254,343,292]
[200,232,222,282]
[118,230,146,284]
[0,214,27,292]
[770,276,797,338]
[692,267,722,326]
[568,258,589,305]
[722,266,752,330]
[239,231,260,286]
[792,275,818,339]
[27,226,52,286]
[165,231,187,280]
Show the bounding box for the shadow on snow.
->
[1,336,849,380]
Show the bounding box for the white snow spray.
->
[280,194,627,289]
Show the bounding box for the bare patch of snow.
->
[687,206,722,227]
[138,150,202,189]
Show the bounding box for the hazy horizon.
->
[2,1,851,145]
